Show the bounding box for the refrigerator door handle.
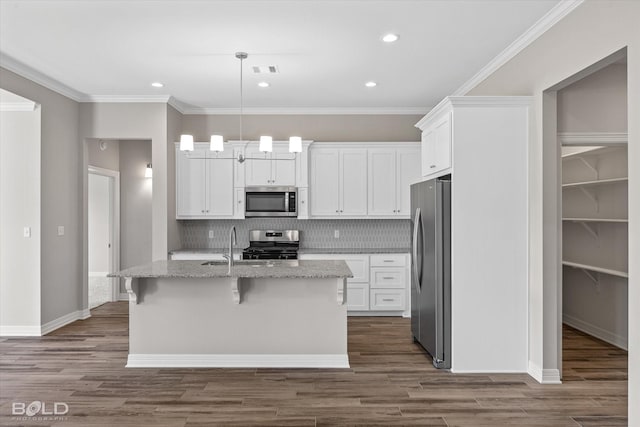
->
[412,208,423,291]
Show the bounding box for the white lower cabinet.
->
[299,253,409,315]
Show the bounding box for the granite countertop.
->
[170,247,411,255]
[110,259,353,279]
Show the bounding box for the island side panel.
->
[128,277,347,362]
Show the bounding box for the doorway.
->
[88,167,120,308]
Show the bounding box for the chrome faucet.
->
[223,226,237,274]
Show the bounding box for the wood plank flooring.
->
[0,302,627,426]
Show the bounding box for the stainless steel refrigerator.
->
[410,176,451,369]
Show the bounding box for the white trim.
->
[453,0,585,96]
[0,101,37,112]
[80,95,172,103]
[0,53,85,101]
[558,132,628,146]
[563,314,628,351]
[180,106,430,115]
[167,96,189,114]
[40,310,89,335]
[527,361,562,384]
[126,353,350,368]
[89,271,109,277]
[0,325,41,336]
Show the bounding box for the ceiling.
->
[0,0,560,113]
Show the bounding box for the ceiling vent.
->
[252,65,279,74]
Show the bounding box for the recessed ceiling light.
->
[258,82,270,88]
[151,82,164,88]
[365,81,377,88]
[382,33,399,43]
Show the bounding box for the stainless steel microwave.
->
[245,187,297,217]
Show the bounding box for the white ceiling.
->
[0,0,560,113]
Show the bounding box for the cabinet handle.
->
[430,165,436,168]
[382,298,395,302]
[383,277,394,280]
[383,260,394,263]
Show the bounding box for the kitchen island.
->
[110,259,352,368]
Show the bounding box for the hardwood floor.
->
[0,302,627,426]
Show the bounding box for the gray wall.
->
[557,64,627,132]
[87,138,119,171]
[0,93,41,330]
[181,114,422,142]
[1,67,82,325]
[466,0,639,408]
[119,140,153,274]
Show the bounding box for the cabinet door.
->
[244,146,273,186]
[346,283,370,311]
[396,148,421,216]
[421,128,436,177]
[340,149,368,216]
[297,187,309,219]
[272,150,296,186]
[205,153,234,217]
[368,149,397,216]
[433,112,452,172]
[176,148,207,217]
[310,150,340,216]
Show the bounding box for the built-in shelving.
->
[562,177,628,189]
[562,261,628,279]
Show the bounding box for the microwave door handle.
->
[284,192,289,213]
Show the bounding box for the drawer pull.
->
[382,298,395,302]
[383,276,394,280]
[383,260,394,263]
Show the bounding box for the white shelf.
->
[561,145,624,160]
[562,261,628,279]
[563,218,628,223]
[562,177,628,188]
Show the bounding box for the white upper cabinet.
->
[368,146,421,217]
[244,142,296,186]
[419,111,452,178]
[176,143,234,218]
[310,148,367,217]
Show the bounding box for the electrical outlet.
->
[208,230,214,239]
[23,227,31,238]
[57,226,65,236]
[334,230,339,239]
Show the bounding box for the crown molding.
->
[80,94,172,103]
[180,106,430,115]
[0,52,85,101]
[452,0,585,96]
[0,101,37,112]
[168,96,189,114]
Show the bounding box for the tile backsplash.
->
[178,219,410,249]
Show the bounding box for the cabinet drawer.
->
[298,254,369,283]
[347,283,369,311]
[370,289,405,311]
[370,254,406,267]
[370,268,406,289]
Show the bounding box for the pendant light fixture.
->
[179,51,303,158]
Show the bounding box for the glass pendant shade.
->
[259,136,273,152]
[210,135,224,152]
[179,134,194,151]
[289,136,302,153]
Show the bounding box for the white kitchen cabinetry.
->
[415,96,532,373]
[368,146,420,217]
[310,148,367,217]
[419,112,451,178]
[176,143,235,219]
[299,253,409,315]
[244,142,296,186]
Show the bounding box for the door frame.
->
[88,166,120,302]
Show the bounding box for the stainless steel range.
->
[242,230,299,260]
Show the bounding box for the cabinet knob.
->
[301,200,305,204]
[336,210,339,213]
[430,165,436,168]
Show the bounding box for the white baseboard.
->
[127,353,350,368]
[0,325,42,336]
[348,311,405,317]
[41,309,90,335]
[528,361,562,384]
[563,314,628,350]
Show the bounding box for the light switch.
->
[23,227,31,238]
[208,230,214,239]
[57,226,65,236]
[334,230,340,239]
